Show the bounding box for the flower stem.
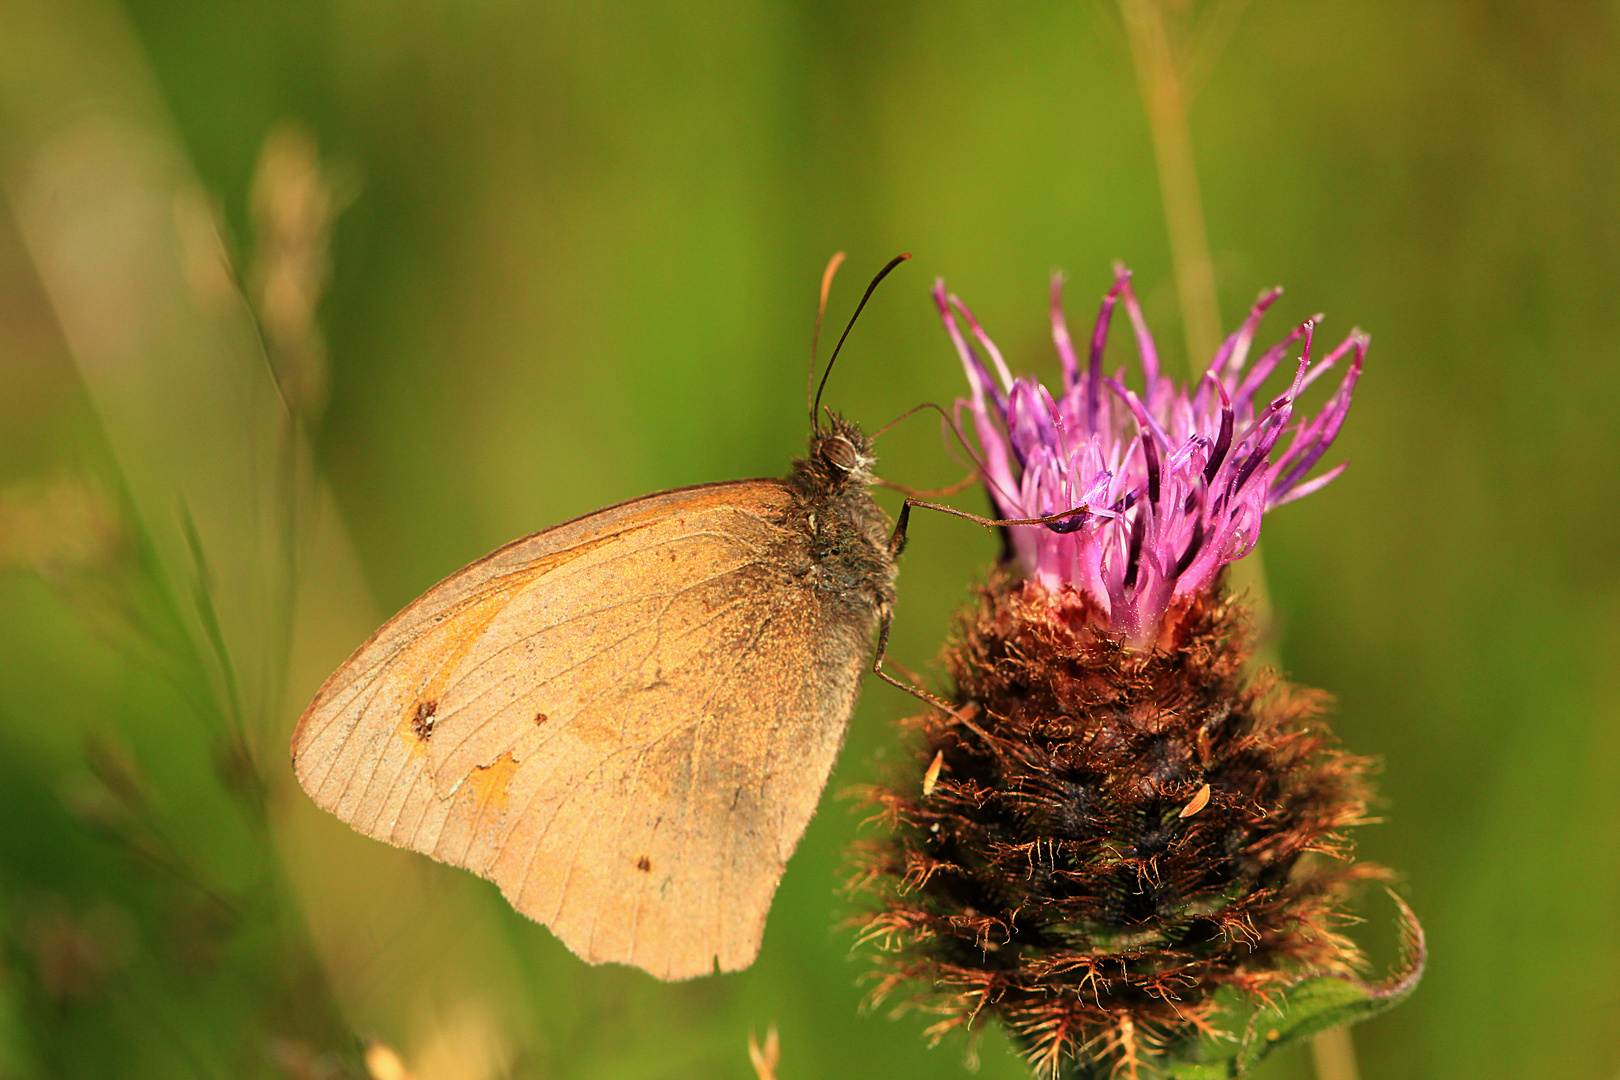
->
[1311,1025,1361,1080]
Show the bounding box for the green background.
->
[1,1,1617,1078]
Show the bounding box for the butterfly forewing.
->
[292,481,879,980]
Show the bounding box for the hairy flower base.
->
[851,578,1382,1079]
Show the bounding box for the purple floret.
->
[937,266,1365,645]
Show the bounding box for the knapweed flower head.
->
[849,269,1419,1080]
[938,267,1364,645]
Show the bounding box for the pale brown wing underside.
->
[291,481,877,980]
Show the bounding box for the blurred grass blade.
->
[0,0,534,1067]
[0,9,291,742]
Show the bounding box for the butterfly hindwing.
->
[292,480,878,979]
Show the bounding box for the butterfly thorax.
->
[783,414,896,617]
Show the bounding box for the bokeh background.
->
[1,1,1617,1078]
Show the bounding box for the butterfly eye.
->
[822,436,859,472]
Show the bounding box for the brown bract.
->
[851,575,1381,1077]
[293,416,895,981]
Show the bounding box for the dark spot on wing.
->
[636,855,652,872]
[410,699,437,740]
[533,711,548,727]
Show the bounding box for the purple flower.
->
[937,266,1365,645]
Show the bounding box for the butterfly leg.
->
[870,602,959,715]
[871,499,966,713]
[888,497,912,558]
[870,494,1087,717]
[901,497,1090,532]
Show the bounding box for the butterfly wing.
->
[291,481,881,980]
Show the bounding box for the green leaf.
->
[1156,892,1426,1079]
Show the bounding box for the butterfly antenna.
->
[812,253,911,426]
[807,251,847,432]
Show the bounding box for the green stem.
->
[1310,1025,1361,1080]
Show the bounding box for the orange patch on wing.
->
[466,751,521,814]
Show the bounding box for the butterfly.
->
[291,256,915,980]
